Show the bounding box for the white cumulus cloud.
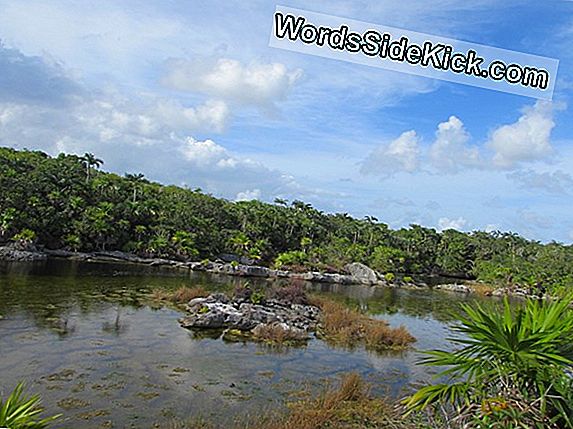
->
[235,189,261,201]
[429,115,481,172]
[488,101,556,168]
[360,130,420,176]
[162,58,303,109]
[437,216,467,231]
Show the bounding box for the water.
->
[0,259,486,428]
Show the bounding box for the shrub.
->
[12,228,37,248]
[385,272,395,282]
[274,250,308,268]
[403,275,413,283]
[404,296,573,428]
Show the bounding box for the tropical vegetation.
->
[0,382,60,429]
[1,147,572,294]
[404,296,573,428]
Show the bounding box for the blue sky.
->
[0,0,572,242]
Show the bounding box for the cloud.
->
[360,130,420,176]
[235,189,261,201]
[0,46,306,201]
[437,216,468,231]
[0,44,81,106]
[429,116,481,172]
[516,209,554,231]
[507,169,573,195]
[488,101,557,168]
[361,101,561,179]
[0,0,186,79]
[371,197,416,209]
[484,224,500,233]
[154,99,230,133]
[0,93,298,199]
[162,58,303,110]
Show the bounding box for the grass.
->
[170,373,418,429]
[464,281,496,295]
[251,322,308,345]
[150,286,207,305]
[312,297,416,351]
[268,281,309,305]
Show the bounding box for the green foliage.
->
[63,233,81,252]
[403,275,413,283]
[274,250,307,268]
[370,245,406,273]
[404,297,573,428]
[384,272,395,282]
[0,148,572,294]
[0,382,60,429]
[250,290,265,305]
[13,228,37,246]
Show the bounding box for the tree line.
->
[1,147,571,293]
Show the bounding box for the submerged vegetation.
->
[172,373,416,429]
[1,148,572,294]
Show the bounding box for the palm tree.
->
[81,153,103,182]
[125,173,146,203]
[404,297,573,428]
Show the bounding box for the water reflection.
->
[0,259,488,428]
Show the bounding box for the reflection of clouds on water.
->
[0,259,489,427]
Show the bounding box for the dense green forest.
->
[1,147,572,293]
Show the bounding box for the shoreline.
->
[0,245,543,300]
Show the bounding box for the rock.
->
[179,292,321,336]
[434,283,472,294]
[148,258,176,267]
[181,309,226,329]
[187,297,208,308]
[239,265,271,277]
[188,262,206,271]
[344,262,378,285]
[0,246,47,261]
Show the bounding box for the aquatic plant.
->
[251,323,308,345]
[404,296,573,428]
[313,297,415,351]
[172,373,414,429]
[0,382,60,429]
[151,286,207,305]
